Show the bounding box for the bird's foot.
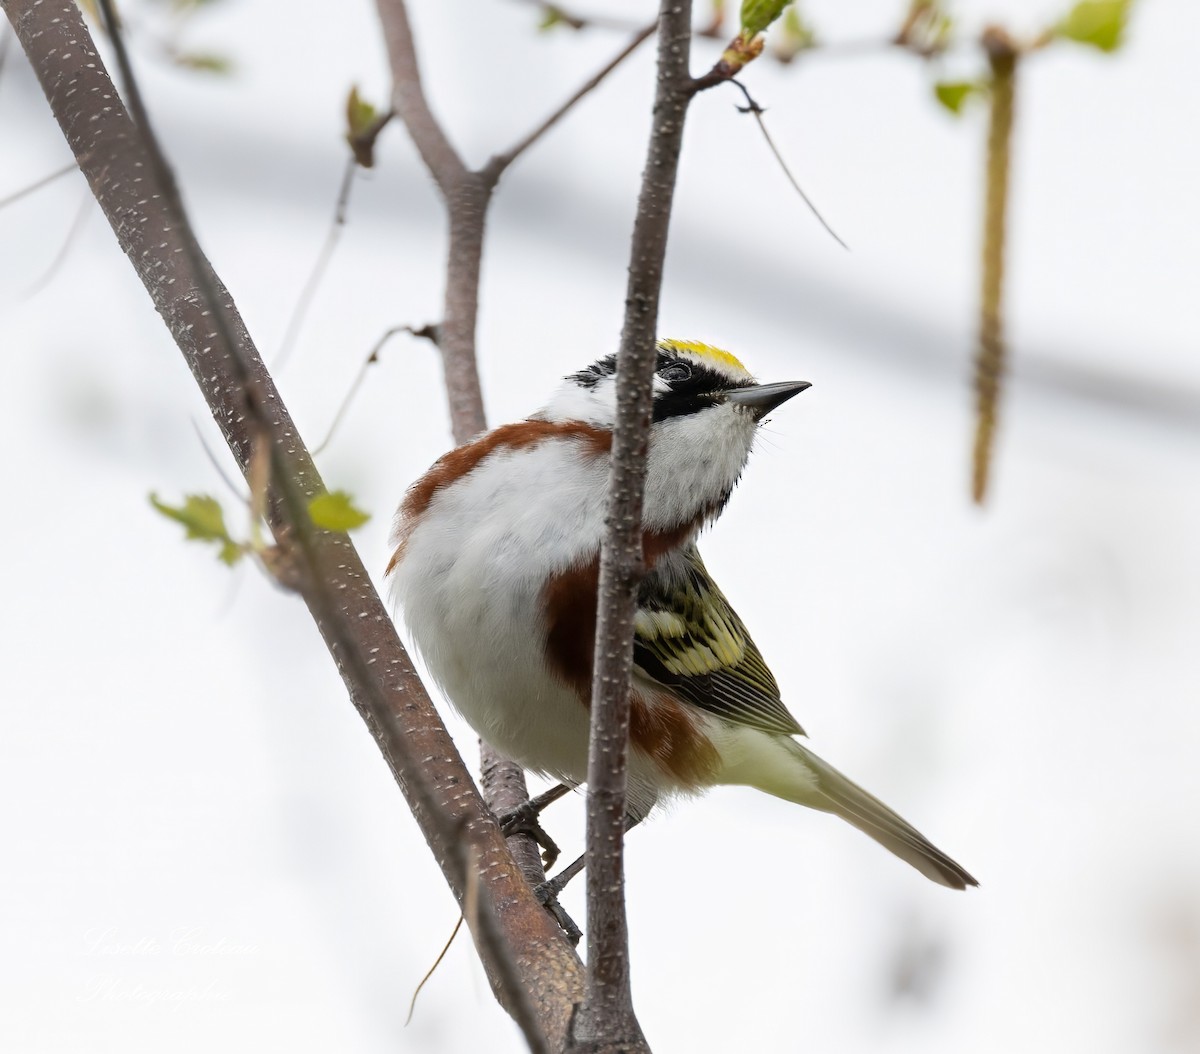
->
[496,799,562,872]
[528,853,589,945]
[493,785,586,943]
[538,853,587,901]
[533,882,583,947]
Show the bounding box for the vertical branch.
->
[371,0,491,440]
[572,2,695,1050]
[441,177,494,443]
[973,27,1017,504]
[374,0,491,441]
[375,0,658,899]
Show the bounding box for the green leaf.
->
[150,492,246,565]
[308,490,370,532]
[172,52,233,75]
[740,0,793,39]
[151,492,228,541]
[345,86,378,141]
[345,86,388,167]
[1055,0,1131,52]
[933,80,985,115]
[535,5,585,31]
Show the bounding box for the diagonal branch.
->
[0,161,77,210]
[2,0,581,1047]
[489,19,657,177]
[375,0,467,191]
[726,78,847,250]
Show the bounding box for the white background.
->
[2,1,1199,1051]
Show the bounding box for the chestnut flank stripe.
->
[540,521,718,787]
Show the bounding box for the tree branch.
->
[368,4,483,432]
[374,0,466,191]
[489,20,658,177]
[570,2,696,1050]
[377,0,660,451]
[374,0,492,441]
[0,160,77,210]
[2,0,582,1046]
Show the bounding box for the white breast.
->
[389,409,758,815]
[643,406,756,529]
[390,437,607,787]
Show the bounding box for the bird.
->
[387,338,977,890]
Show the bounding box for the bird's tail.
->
[782,739,978,890]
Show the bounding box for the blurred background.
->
[2,0,1198,1050]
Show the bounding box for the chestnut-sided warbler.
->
[388,339,976,889]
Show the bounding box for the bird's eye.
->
[660,362,692,382]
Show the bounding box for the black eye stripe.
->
[567,352,744,419]
[649,353,747,419]
[652,391,719,421]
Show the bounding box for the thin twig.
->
[405,914,464,1027]
[509,0,646,33]
[490,20,658,175]
[0,162,77,210]
[190,417,250,504]
[274,157,357,372]
[312,324,437,456]
[19,187,92,297]
[728,79,848,251]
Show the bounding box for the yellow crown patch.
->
[657,338,753,380]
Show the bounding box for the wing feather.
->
[634,545,804,737]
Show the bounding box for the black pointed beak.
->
[726,380,811,419]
